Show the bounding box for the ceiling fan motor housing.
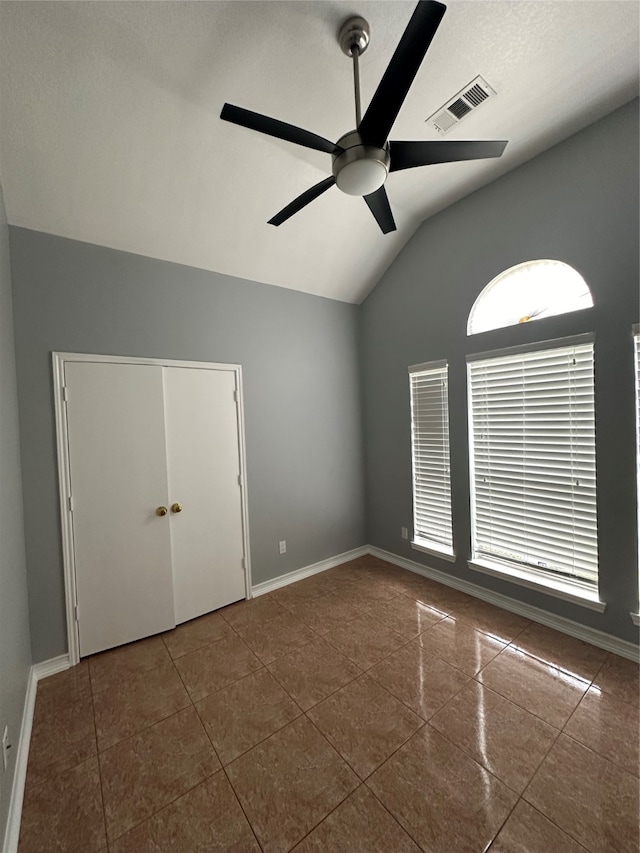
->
[332,131,390,196]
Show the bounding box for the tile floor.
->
[18,556,640,852]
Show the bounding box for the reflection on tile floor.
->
[18,556,640,852]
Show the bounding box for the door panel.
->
[163,367,246,623]
[65,361,175,656]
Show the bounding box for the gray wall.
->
[0,182,31,842]
[9,233,365,662]
[361,98,640,643]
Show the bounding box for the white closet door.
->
[163,367,246,623]
[65,362,175,656]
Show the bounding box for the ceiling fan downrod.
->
[338,15,370,127]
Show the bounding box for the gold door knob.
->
[156,506,168,516]
[171,503,183,514]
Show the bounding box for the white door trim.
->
[52,351,253,666]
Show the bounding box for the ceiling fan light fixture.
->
[335,157,388,196]
[332,132,391,196]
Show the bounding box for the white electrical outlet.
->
[279,540,286,554]
[401,527,409,540]
[2,726,9,771]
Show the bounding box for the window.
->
[467,260,593,336]
[467,336,598,592]
[409,361,454,558]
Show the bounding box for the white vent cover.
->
[426,76,496,134]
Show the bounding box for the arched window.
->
[467,259,593,336]
[465,259,600,605]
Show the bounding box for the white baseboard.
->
[369,546,640,663]
[2,654,70,853]
[251,546,369,597]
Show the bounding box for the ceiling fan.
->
[220,0,508,234]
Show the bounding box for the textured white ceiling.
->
[0,1,638,303]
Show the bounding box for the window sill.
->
[411,539,456,563]
[631,612,640,627]
[468,558,605,612]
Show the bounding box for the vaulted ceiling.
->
[1,1,638,303]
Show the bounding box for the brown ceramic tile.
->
[368,640,470,719]
[326,580,385,610]
[564,685,639,776]
[93,659,190,750]
[488,800,589,853]
[267,638,362,711]
[346,576,402,605]
[418,616,507,676]
[195,668,301,764]
[407,582,477,618]
[430,681,558,793]
[99,706,219,841]
[307,674,424,779]
[161,610,233,659]
[34,661,91,712]
[109,772,260,853]
[292,784,421,853]
[324,613,407,670]
[285,591,364,635]
[226,716,358,853]
[89,636,171,694]
[510,621,608,681]
[524,734,640,853]
[377,569,433,599]
[593,652,640,707]
[294,570,349,596]
[368,725,517,853]
[270,576,329,608]
[317,571,361,594]
[220,593,286,629]
[478,646,590,728]
[235,610,318,664]
[173,633,262,702]
[456,596,531,642]
[26,693,97,788]
[363,594,447,639]
[19,757,106,853]
[397,574,446,600]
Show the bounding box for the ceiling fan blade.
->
[221,104,341,155]
[268,177,336,226]
[364,186,396,234]
[389,139,508,171]
[358,1,446,149]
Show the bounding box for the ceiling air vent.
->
[426,76,496,135]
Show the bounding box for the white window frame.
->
[466,334,604,611]
[409,360,454,561]
[632,325,640,626]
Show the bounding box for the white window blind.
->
[409,361,453,553]
[467,338,598,587]
[634,326,640,440]
[634,327,640,563]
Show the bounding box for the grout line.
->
[517,801,593,852]
[362,781,427,852]
[193,682,305,770]
[90,688,109,851]
[220,763,265,852]
[105,770,226,847]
